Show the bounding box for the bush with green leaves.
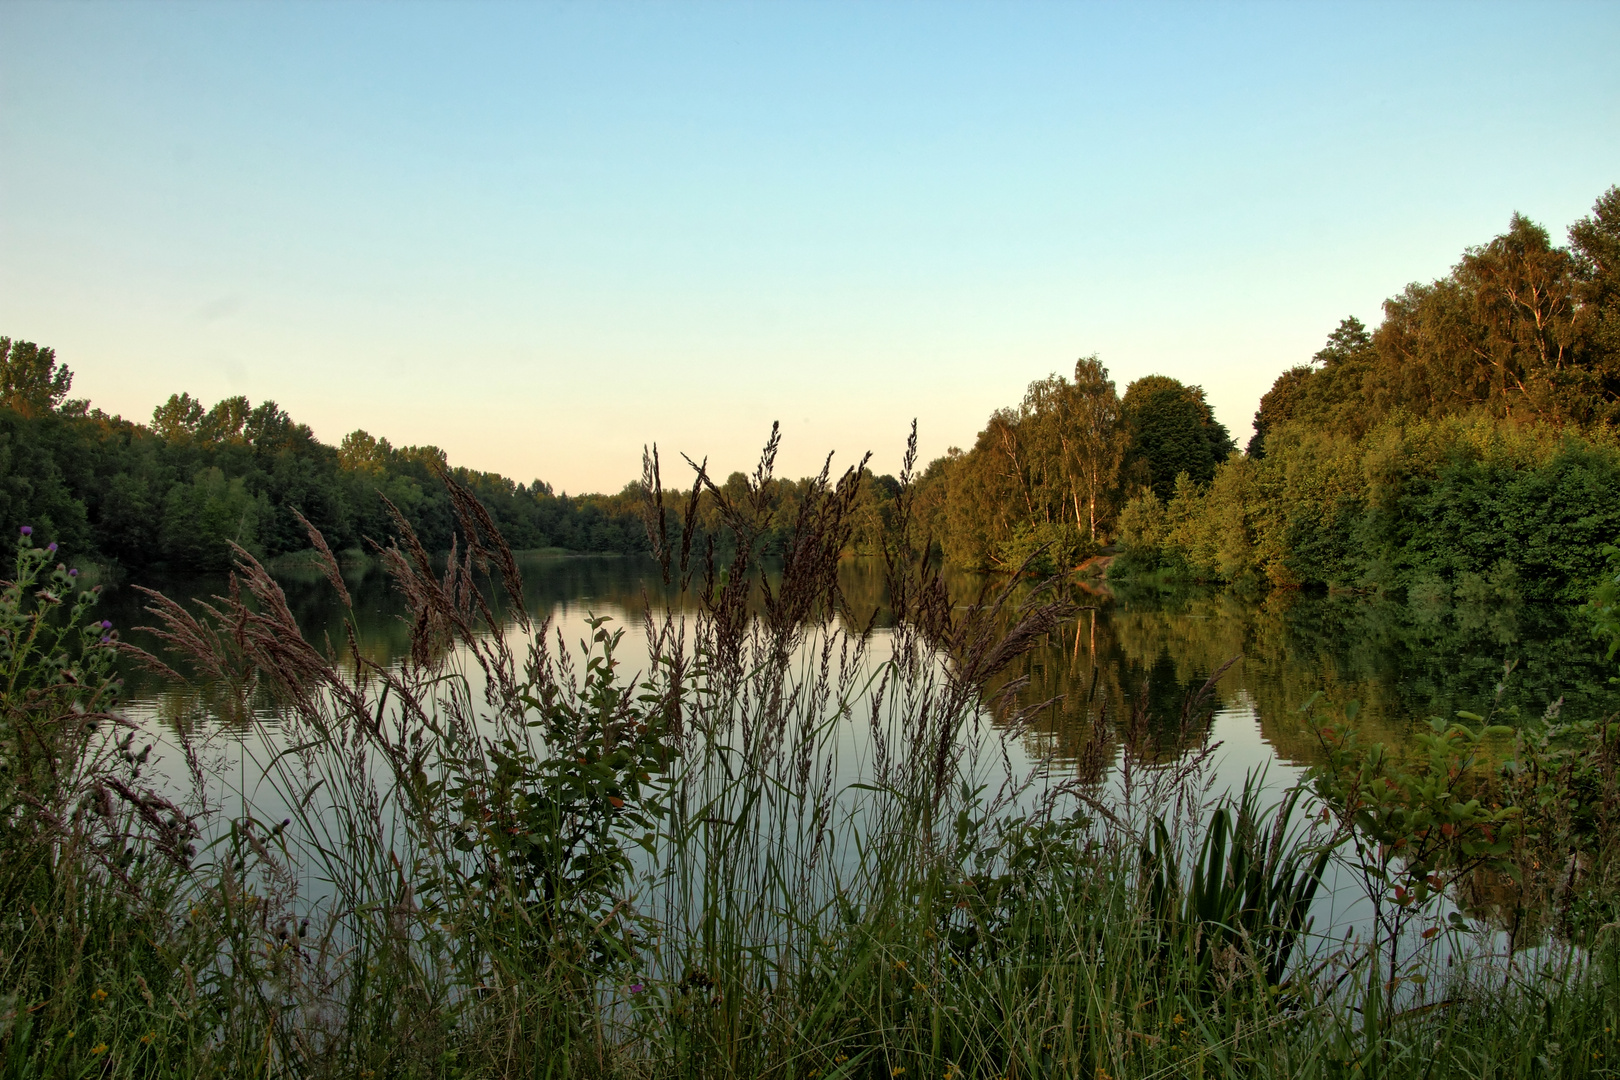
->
[1114,411,1620,600]
[426,614,675,966]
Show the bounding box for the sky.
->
[2,2,1618,493]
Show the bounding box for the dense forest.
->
[1111,186,1620,601]
[0,342,665,571]
[908,184,1620,600]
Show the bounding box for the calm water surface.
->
[101,552,1620,779]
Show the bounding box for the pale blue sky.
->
[3,1,1617,491]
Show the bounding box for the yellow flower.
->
[141,1031,156,1044]
[91,988,107,1001]
[91,1043,108,1055]
[1172,1013,1184,1025]
[892,1069,906,1078]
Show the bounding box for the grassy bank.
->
[4,455,1619,1078]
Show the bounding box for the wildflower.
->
[19,525,31,536]
[628,982,645,995]
[101,620,112,630]
[892,1069,906,1077]
[91,1043,108,1055]
[47,542,58,553]
[91,988,107,1001]
[1172,1013,1184,1025]
[141,1032,156,1044]
[68,568,78,577]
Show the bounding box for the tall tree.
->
[1247,366,1313,458]
[1059,356,1126,537]
[1249,317,1378,454]
[0,338,73,418]
[1570,184,1620,419]
[1121,376,1234,500]
[1456,213,1581,421]
[152,393,205,440]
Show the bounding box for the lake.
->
[88,549,1620,962]
[101,551,1620,783]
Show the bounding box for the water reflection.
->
[101,554,1620,775]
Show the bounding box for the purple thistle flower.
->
[101,635,112,645]
[46,542,58,554]
[19,526,31,536]
[68,568,78,577]
[101,620,112,630]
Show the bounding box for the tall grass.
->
[2,427,1618,1077]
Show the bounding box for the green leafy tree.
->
[151,392,205,441]
[1121,375,1234,501]
[919,357,1128,569]
[1247,365,1313,458]
[1056,355,1127,539]
[338,429,391,473]
[159,468,269,570]
[200,395,250,444]
[1570,184,1620,411]
[0,338,73,419]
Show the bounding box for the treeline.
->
[0,343,655,571]
[0,339,911,573]
[10,183,1616,589]
[1117,185,1620,601]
